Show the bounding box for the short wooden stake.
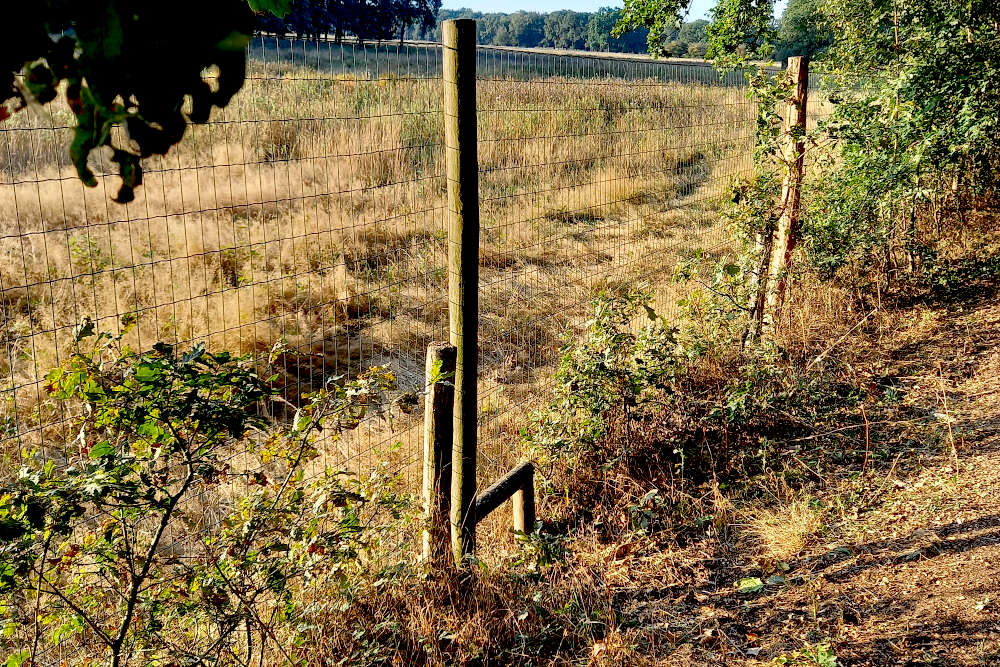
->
[473,461,536,537]
[512,464,535,535]
[422,342,456,563]
[442,18,480,566]
[761,56,809,334]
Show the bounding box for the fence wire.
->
[471,47,755,509]
[3,36,774,664]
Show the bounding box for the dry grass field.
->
[0,44,754,530]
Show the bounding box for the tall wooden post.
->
[422,342,456,563]
[762,56,809,333]
[442,18,480,565]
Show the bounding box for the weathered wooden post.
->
[761,56,809,333]
[473,461,536,537]
[442,18,480,565]
[422,342,456,563]
[511,464,535,534]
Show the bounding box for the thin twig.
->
[790,453,824,481]
[937,363,959,471]
[879,452,904,495]
[786,417,923,443]
[806,309,877,370]
[861,404,871,474]
[30,532,53,661]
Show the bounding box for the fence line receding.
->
[1,35,761,583]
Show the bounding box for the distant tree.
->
[428,8,481,41]
[259,0,439,44]
[429,7,646,53]
[586,8,615,51]
[257,0,342,38]
[686,40,708,57]
[543,10,589,50]
[774,0,832,63]
[619,22,650,52]
[666,20,708,58]
[648,20,707,58]
[477,13,509,44]
[677,18,708,44]
[508,11,546,48]
[662,37,685,56]
[585,7,646,52]
[388,0,442,43]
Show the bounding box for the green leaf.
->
[52,616,83,645]
[4,650,29,667]
[89,441,115,459]
[736,577,765,594]
[248,0,293,15]
[134,363,161,383]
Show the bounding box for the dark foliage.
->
[259,0,442,44]
[1,1,267,203]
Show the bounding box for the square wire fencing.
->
[0,32,762,604]
[7,30,911,665]
[471,45,757,540]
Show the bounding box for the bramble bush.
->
[800,0,1000,290]
[0,319,410,666]
[522,286,844,541]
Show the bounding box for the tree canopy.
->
[1,1,273,203]
[773,0,832,63]
[257,0,442,43]
[803,0,1000,279]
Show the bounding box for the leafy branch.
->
[0,319,405,665]
[2,1,290,203]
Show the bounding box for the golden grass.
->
[745,498,824,562]
[0,58,753,531]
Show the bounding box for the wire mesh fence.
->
[0,39,757,501]
[472,47,756,511]
[2,34,772,663]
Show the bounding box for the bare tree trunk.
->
[760,56,809,336]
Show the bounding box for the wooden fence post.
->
[442,18,480,566]
[512,464,535,535]
[761,56,809,333]
[473,461,535,537]
[422,342,456,563]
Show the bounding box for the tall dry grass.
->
[0,53,753,533]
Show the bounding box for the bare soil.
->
[603,285,1000,666]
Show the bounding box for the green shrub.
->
[1,318,409,666]
[523,287,680,467]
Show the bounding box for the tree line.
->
[255,2,707,56]
[256,0,442,43]
[258,0,830,62]
[415,9,689,56]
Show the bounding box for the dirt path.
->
[738,292,1000,666]
[615,290,1000,666]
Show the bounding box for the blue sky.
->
[443,0,789,22]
